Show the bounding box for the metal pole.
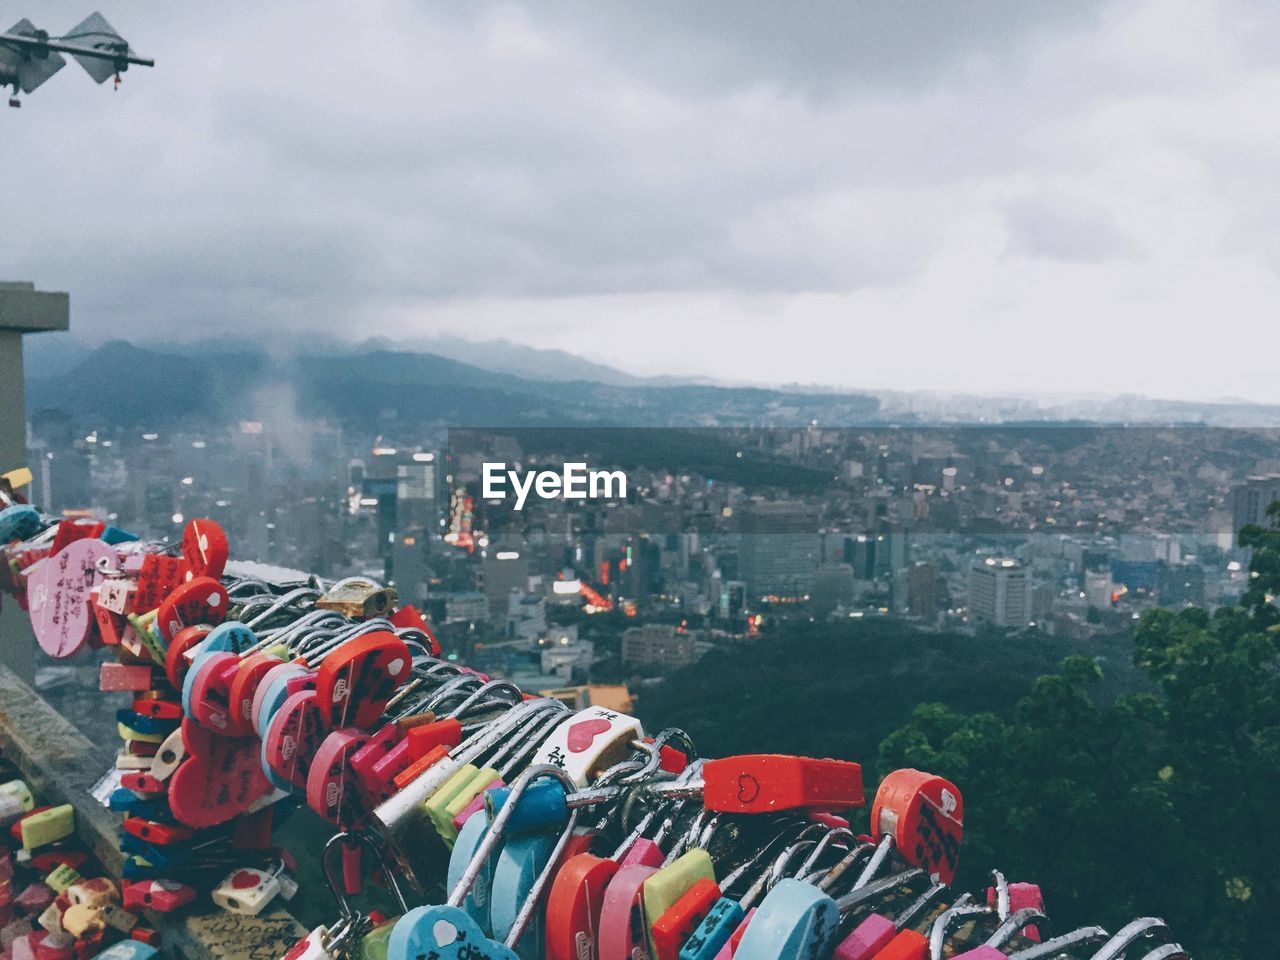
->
[0,33,154,69]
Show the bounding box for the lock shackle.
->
[990,868,1010,921]
[322,830,410,917]
[928,898,989,960]
[1007,925,1109,960]
[446,763,576,908]
[852,833,896,890]
[987,907,1052,949]
[242,586,322,629]
[489,707,568,778]
[718,817,810,895]
[1135,945,1189,960]
[833,866,924,915]
[795,825,856,882]
[1085,918,1173,960]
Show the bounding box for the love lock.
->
[530,705,645,789]
[313,630,412,730]
[167,718,273,828]
[387,905,517,960]
[155,575,228,645]
[262,690,326,793]
[870,769,964,885]
[27,538,114,658]
[0,505,42,543]
[179,518,228,583]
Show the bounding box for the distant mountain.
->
[367,335,650,386]
[23,338,881,432]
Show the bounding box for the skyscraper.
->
[969,558,1030,628]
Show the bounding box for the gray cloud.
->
[1003,196,1139,263]
[3,1,1279,402]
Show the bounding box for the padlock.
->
[210,867,284,917]
[986,880,1045,943]
[88,940,158,960]
[315,578,397,620]
[42,866,81,896]
[869,769,963,885]
[179,518,229,583]
[13,882,55,916]
[16,807,74,851]
[59,904,104,939]
[122,819,193,847]
[733,868,923,960]
[651,877,721,960]
[98,903,138,934]
[950,907,1052,959]
[99,664,153,693]
[121,880,195,913]
[529,706,645,789]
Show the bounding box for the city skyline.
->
[5,1,1280,403]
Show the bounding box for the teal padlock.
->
[448,804,504,934]
[0,504,40,543]
[488,831,557,957]
[387,905,518,960]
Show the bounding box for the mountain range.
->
[22,332,1280,430]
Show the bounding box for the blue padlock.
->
[387,905,518,960]
[448,807,503,934]
[733,878,840,960]
[486,779,569,834]
[100,525,139,545]
[0,504,40,543]
[91,939,160,959]
[488,831,557,957]
[115,708,179,737]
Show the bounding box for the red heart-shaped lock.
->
[165,624,213,690]
[180,518,229,582]
[263,689,326,789]
[131,554,186,614]
[306,728,373,826]
[187,652,243,734]
[227,652,286,736]
[169,718,272,828]
[313,631,410,730]
[156,576,229,643]
[28,538,114,658]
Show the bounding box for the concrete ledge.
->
[0,664,306,960]
[0,282,70,333]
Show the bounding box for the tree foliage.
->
[880,506,1280,960]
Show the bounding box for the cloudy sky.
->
[4,1,1279,401]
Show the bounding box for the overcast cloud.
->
[3,0,1279,401]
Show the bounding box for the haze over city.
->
[6,1,1280,403]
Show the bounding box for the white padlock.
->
[530,705,644,788]
[210,867,282,916]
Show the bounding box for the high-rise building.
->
[969,558,1030,628]
[621,625,696,668]
[738,502,819,600]
[483,550,529,620]
[1231,475,1280,536]
[389,529,428,606]
[905,562,939,621]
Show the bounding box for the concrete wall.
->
[0,283,70,684]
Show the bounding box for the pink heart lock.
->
[27,538,114,658]
[169,718,273,828]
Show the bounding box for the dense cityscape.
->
[25,389,1280,709]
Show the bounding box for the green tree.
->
[879,505,1280,960]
